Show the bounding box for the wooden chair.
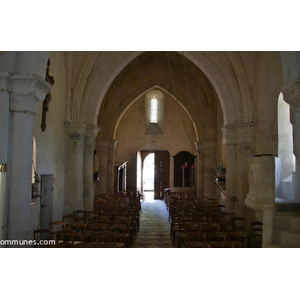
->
[227,231,247,248]
[74,210,88,223]
[33,229,53,247]
[222,220,237,232]
[231,217,245,231]
[221,212,236,223]
[63,213,77,224]
[50,221,67,232]
[186,231,207,248]
[207,231,226,244]
[250,221,263,248]
[113,224,130,247]
[69,222,87,243]
[54,229,75,245]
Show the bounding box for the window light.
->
[150,98,158,123]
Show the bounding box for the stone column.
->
[234,124,256,216]
[245,155,275,247]
[282,78,300,200]
[64,124,87,214]
[8,74,51,240]
[195,141,204,198]
[262,204,275,248]
[96,139,116,195]
[0,72,10,240]
[107,140,116,195]
[196,141,217,199]
[222,125,237,212]
[83,125,99,211]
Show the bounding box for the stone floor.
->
[132,192,173,248]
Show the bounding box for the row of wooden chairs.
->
[33,229,128,248]
[33,191,142,248]
[167,194,263,248]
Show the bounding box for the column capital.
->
[11,74,51,113]
[64,123,87,141]
[281,77,300,112]
[234,123,256,145]
[222,125,236,145]
[85,125,100,142]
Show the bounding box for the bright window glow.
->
[150,98,158,123]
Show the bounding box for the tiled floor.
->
[132,192,173,248]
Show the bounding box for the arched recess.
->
[75,51,250,135]
[113,85,200,142]
[77,51,143,125]
[98,52,219,141]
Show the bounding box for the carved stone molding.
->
[245,155,275,211]
[11,74,51,101]
[222,125,236,145]
[85,125,100,142]
[281,77,300,111]
[234,123,256,146]
[65,124,87,141]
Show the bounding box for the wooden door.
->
[154,151,170,199]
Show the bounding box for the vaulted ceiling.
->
[98,51,218,140]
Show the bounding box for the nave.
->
[132,193,172,248]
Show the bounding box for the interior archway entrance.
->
[143,153,155,192]
[137,150,170,201]
[143,153,155,202]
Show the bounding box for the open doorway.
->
[143,153,155,202]
[137,150,170,201]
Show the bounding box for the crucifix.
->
[41,58,55,132]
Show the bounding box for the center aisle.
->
[132,193,173,248]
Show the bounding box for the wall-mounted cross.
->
[41,58,55,132]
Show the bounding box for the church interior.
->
[1,50,300,250]
[2,1,300,298]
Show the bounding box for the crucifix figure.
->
[41,58,55,132]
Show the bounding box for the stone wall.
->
[114,90,199,192]
[32,51,67,224]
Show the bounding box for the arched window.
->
[150,97,158,123]
[145,89,164,135]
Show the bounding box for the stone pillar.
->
[64,124,87,214]
[107,140,116,195]
[196,141,217,198]
[8,74,51,240]
[282,78,300,201]
[96,139,116,195]
[245,155,275,247]
[0,72,10,240]
[195,141,204,198]
[262,203,275,248]
[222,125,237,212]
[234,124,256,216]
[83,125,99,211]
